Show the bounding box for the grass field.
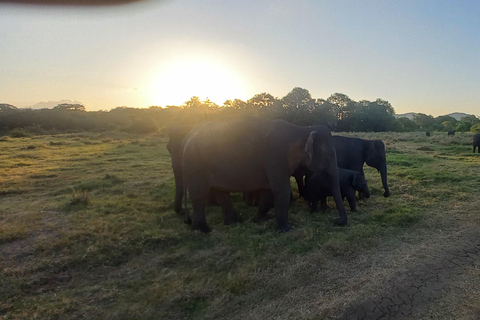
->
[1,130,479,319]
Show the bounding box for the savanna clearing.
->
[1,131,479,319]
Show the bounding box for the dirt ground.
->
[202,209,480,320]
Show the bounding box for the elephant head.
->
[365,140,390,197]
[304,127,337,174]
[304,127,347,226]
[352,173,370,199]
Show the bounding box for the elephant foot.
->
[276,223,293,233]
[174,206,184,214]
[335,216,348,226]
[193,221,212,233]
[184,216,192,225]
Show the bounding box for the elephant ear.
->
[304,131,317,165]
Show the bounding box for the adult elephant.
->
[181,116,348,233]
[332,136,390,198]
[473,133,480,153]
[293,136,390,198]
[166,124,195,214]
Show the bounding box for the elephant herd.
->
[167,116,390,233]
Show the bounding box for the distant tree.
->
[470,122,480,132]
[245,93,278,117]
[281,87,315,125]
[53,103,86,111]
[455,115,480,132]
[327,93,354,121]
[282,87,314,110]
[183,96,204,109]
[413,113,435,130]
[0,104,18,112]
[223,99,247,110]
[247,93,276,109]
[310,99,337,127]
[348,100,396,132]
[434,115,457,125]
[440,121,455,130]
[395,117,418,132]
[373,98,395,115]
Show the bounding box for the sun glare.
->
[148,57,249,107]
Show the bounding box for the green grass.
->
[0,131,479,319]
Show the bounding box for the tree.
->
[327,93,354,120]
[281,87,315,125]
[282,87,314,111]
[455,115,480,132]
[0,104,18,112]
[348,100,396,132]
[53,103,86,111]
[395,117,418,132]
[413,113,435,130]
[247,93,276,109]
[223,99,247,110]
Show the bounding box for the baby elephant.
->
[304,168,370,212]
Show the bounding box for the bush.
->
[123,119,158,134]
[10,129,30,138]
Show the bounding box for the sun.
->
[148,57,249,107]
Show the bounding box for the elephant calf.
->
[304,168,370,212]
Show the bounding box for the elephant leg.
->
[254,190,273,222]
[294,174,305,198]
[311,200,319,212]
[206,191,218,206]
[320,196,328,211]
[327,173,348,226]
[379,167,390,198]
[214,191,241,225]
[173,167,184,214]
[345,190,356,211]
[271,179,293,232]
[188,184,211,233]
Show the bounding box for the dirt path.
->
[340,229,480,319]
[212,217,480,320]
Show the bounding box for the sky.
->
[1,0,480,116]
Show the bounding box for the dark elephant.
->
[304,168,370,212]
[167,125,220,219]
[448,129,455,136]
[293,136,390,198]
[332,136,390,198]
[473,133,480,153]
[166,125,194,214]
[426,131,430,137]
[181,117,348,233]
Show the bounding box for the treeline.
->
[1,88,479,135]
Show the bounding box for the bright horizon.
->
[1,1,480,117]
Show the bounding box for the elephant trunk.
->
[379,165,390,197]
